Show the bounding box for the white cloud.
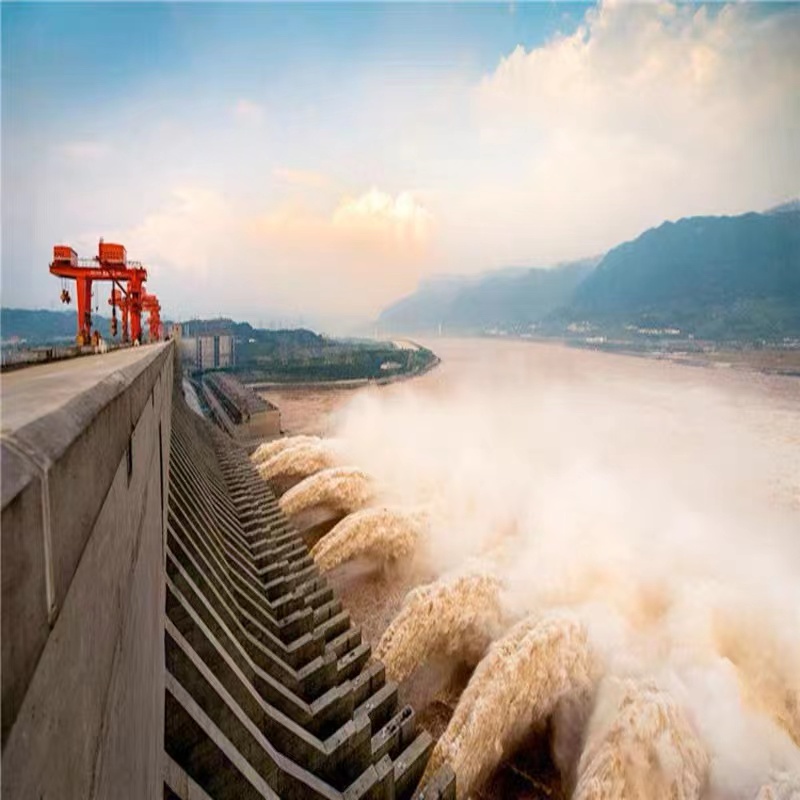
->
[55,140,111,161]
[110,187,244,275]
[233,98,266,123]
[273,167,330,189]
[455,1,800,266]
[248,188,435,316]
[90,185,434,321]
[332,189,433,246]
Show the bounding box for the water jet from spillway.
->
[713,611,800,749]
[279,466,373,518]
[311,506,427,572]
[329,340,800,796]
[375,568,505,685]
[425,613,595,799]
[755,773,800,799]
[251,435,319,466]
[573,678,709,800]
[256,441,337,482]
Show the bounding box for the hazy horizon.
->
[3,1,799,331]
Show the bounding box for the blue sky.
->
[3,2,798,328]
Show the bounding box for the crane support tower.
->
[109,288,163,343]
[50,240,149,346]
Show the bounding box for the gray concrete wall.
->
[1,343,174,799]
[244,409,281,440]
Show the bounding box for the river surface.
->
[261,338,800,511]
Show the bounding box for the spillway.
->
[0,343,455,799]
[164,369,455,798]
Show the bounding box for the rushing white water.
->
[711,608,800,750]
[324,340,800,798]
[310,506,427,572]
[755,773,800,800]
[374,566,505,684]
[256,440,337,481]
[251,435,319,465]
[277,339,800,797]
[574,678,709,800]
[279,466,373,517]
[426,613,596,798]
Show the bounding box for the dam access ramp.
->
[1,342,455,799]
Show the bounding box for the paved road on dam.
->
[1,344,169,435]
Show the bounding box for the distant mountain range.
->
[0,310,328,350]
[1,308,114,344]
[380,260,598,333]
[378,204,800,341]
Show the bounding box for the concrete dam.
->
[1,342,456,799]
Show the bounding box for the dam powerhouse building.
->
[1,342,455,799]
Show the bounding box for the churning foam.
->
[279,466,373,517]
[426,612,595,798]
[712,608,800,750]
[251,435,319,466]
[574,678,709,800]
[327,340,800,796]
[755,773,800,800]
[375,567,504,684]
[256,441,336,481]
[310,506,427,572]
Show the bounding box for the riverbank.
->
[566,339,800,378]
[252,352,441,436]
[246,353,441,391]
[466,332,800,380]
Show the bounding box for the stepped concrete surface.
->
[1,343,455,799]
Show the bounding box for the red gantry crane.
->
[143,293,163,343]
[50,239,149,346]
[109,288,163,343]
[108,287,131,343]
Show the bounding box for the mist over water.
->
[268,339,800,797]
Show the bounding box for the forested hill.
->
[1,308,112,343]
[378,206,800,341]
[569,210,800,339]
[379,259,597,333]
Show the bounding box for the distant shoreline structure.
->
[479,332,800,380]
[247,347,441,391]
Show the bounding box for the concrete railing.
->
[1,343,174,798]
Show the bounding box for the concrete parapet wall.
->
[1,344,174,798]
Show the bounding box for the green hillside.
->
[570,211,800,339]
[378,206,800,342]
